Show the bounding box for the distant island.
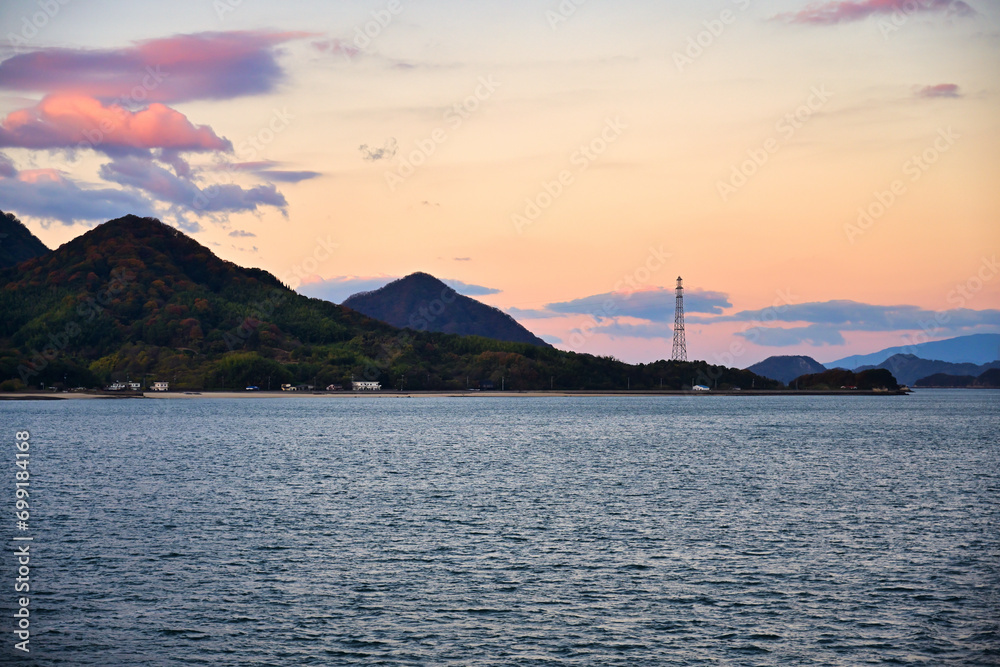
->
[0,214,779,393]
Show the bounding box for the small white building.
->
[151,382,169,392]
[692,385,711,391]
[352,381,381,391]
[128,382,141,391]
[108,382,127,391]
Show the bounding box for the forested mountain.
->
[0,215,776,392]
[343,272,550,347]
[0,209,49,268]
[789,368,900,391]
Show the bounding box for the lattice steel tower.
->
[671,276,687,362]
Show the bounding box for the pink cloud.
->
[916,83,961,98]
[0,31,312,103]
[0,94,230,153]
[776,0,974,25]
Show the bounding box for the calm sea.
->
[2,390,998,665]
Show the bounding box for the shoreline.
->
[1,388,915,400]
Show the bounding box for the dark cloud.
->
[228,229,256,238]
[0,168,155,225]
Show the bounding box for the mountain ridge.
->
[0,209,49,269]
[826,333,1000,369]
[856,353,1000,386]
[342,272,551,347]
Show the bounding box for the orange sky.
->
[1,0,997,364]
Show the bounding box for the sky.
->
[0,0,997,367]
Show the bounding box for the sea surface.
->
[2,390,998,665]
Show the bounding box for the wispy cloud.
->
[916,83,961,98]
[775,0,974,25]
[99,156,286,215]
[688,300,1000,332]
[359,138,398,162]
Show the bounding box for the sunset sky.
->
[1,0,997,366]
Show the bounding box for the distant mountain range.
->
[745,355,826,384]
[0,209,49,268]
[342,272,550,347]
[826,334,1000,369]
[914,368,1000,388]
[856,354,1000,387]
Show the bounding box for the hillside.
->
[342,272,551,347]
[826,333,1000,369]
[913,373,976,388]
[0,215,776,392]
[914,368,1000,388]
[856,354,1000,386]
[790,368,899,391]
[0,209,49,268]
[745,355,825,384]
